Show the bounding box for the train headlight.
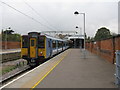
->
[39,51,43,56]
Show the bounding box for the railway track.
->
[1,51,21,63]
[1,65,31,85]
[1,57,50,87]
[0,48,67,87]
[0,49,68,89]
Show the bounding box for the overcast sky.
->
[0,0,119,37]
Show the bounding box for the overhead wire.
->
[0,1,55,30]
[23,0,60,31]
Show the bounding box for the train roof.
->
[39,33,68,42]
[44,34,67,42]
[23,32,69,42]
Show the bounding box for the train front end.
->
[21,32,46,66]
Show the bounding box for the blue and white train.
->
[21,32,70,66]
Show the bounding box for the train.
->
[21,32,70,66]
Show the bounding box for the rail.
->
[0,49,21,63]
[0,65,30,83]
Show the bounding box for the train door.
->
[50,39,52,57]
[30,38,37,58]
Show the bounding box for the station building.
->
[68,35,84,48]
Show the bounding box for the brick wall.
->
[86,35,120,64]
[100,39,114,63]
[0,41,21,49]
[115,36,120,50]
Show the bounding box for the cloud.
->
[1,0,118,36]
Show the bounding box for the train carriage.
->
[21,32,69,66]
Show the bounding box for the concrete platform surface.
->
[36,49,116,88]
[1,49,117,88]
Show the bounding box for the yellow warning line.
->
[31,51,69,89]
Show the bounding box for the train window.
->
[63,42,65,46]
[48,41,50,47]
[52,40,56,48]
[62,42,64,47]
[58,41,62,48]
[22,36,28,48]
[38,36,45,48]
[31,40,34,46]
[60,42,62,47]
[58,41,60,48]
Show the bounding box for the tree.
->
[58,34,67,39]
[86,36,91,42]
[1,28,21,42]
[85,33,87,40]
[94,27,112,41]
[3,29,14,34]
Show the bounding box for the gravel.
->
[0,59,28,82]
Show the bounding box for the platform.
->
[0,49,21,54]
[1,49,116,88]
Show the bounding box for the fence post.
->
[115,50,120,87]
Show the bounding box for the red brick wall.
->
[86,35,120,64]
[1,41,21,49]
[100,39,113,50]
[92,42,97,54]
[90,42,93,52]
[115,37,120,50]
[100,39,114,63]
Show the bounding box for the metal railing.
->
[115,50,120,87]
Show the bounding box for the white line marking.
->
[0,59,51,89]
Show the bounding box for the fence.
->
[86,35,120,64]
[115,50,120,86]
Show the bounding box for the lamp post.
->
[76,26,82,49]
[5,29,7,49]
[5,27,12,49]
[74,11,86,58]
[75,26,82,35]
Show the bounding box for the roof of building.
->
[68,35,84,39]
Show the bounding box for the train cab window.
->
[38,36,45,48]
[22,36,28,48]
[31,40,35,46]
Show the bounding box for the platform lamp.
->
[76,26,79,28]
[5,27,12,49]
[75,26,82,35]
[76,26,82,49]
[74,11,86,58]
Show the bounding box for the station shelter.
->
[68,35,84,48]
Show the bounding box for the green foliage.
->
[0,65,17,75]
[1,28,21,42]
[94,27,112,41]
[86,36,94,42]
[86,36,91,42]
